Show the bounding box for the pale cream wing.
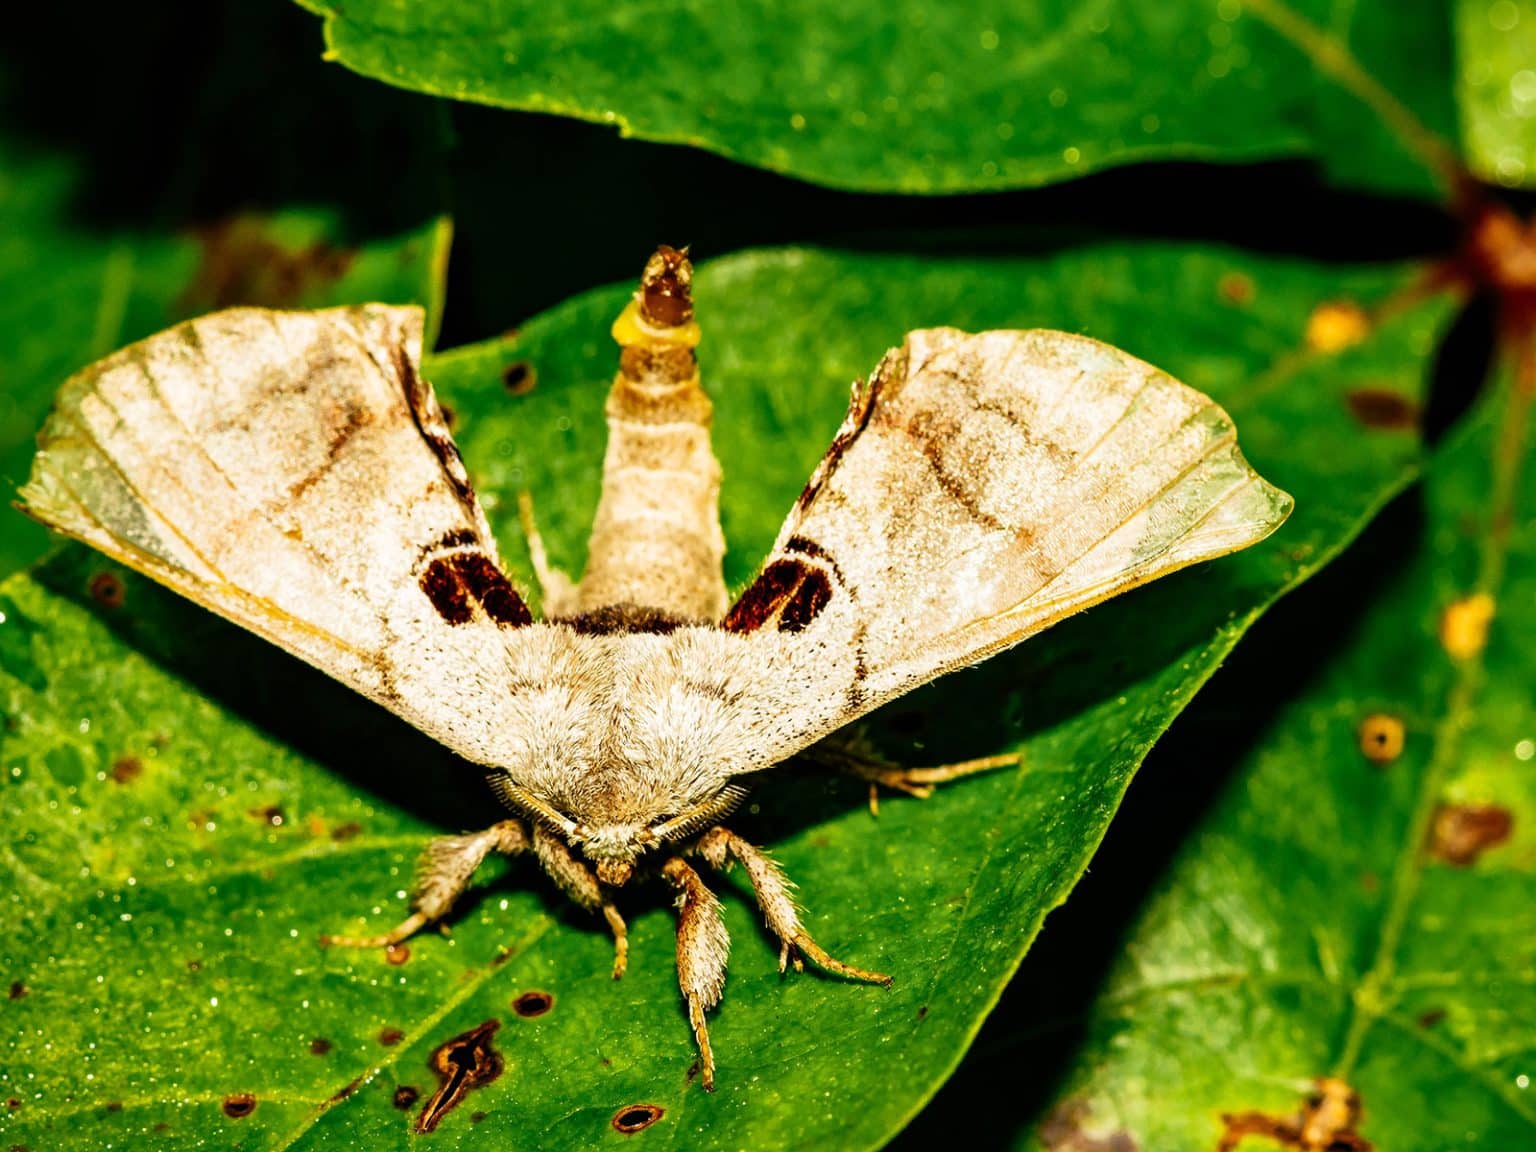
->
[19,304,552,768]
[719,327,1292,768]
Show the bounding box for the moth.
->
[20,247,1291,1089]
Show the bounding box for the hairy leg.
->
[693,826,892,986]
[660,856,730,1091]
[322,818,531,948]
[531,825,629,979]
[801,727,1021,814]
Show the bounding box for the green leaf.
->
[1456,0,1536,186]
[1016,359,1536,1147]
[0,139,451,577]
[0,244,1449,1149]
[295,0,1458,198]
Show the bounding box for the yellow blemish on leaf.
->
[1357,714,1404,765]
[1304,301,1369,352]
[1439,592,1495,660]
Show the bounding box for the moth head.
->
[488,772,750,883]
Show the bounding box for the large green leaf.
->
[1010,359,1536,1147]
[0,139,451,576]
[295,0,1458,198]
[0,244,1449,1150]
[1456,0,1536,186]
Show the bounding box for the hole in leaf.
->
[611,1104,665,1133]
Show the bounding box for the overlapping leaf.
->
[1455,0,1536,187]
[0,244,1450,1150]
[294,0,1457,197]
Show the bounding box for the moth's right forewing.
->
[723,328,1292,769]
[20,305,549,769]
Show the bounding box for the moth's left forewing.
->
[722,328,1292,769]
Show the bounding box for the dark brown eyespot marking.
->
[450,553,532,627]
[88,571,125,609]
[611,1104,665,1133]
[1429,802,1513,866]
[724,557,833,634]
[502,361,537,395]
[421,557,473,625]
[512,990,553,1018]
[417,1019,504,1134]
[1346,388,1419,430]
[309,1037,333,1056]
[109,757,143,785]
[221,1093,257,1119]
[393,1085,420,1110]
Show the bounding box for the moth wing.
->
[20,304,549,767]
[721,328,1292,767]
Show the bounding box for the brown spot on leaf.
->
[329,1077,363,1103]
[331,822,363,842]
[1429,802,1513,866]
[1305,301,1369,353]
[1416,1008,1446,1029]
[181,216,355,312]
[108,756,143,785]
[221,1093,257,1119]
[1217,1077,1370,1151]
[309,1037,332,1056]
[104,1100,123,1112]
[471,1111,488,1124]
[1218,272,1256,306]
[88,571,125,609]
[1439,593,1495,660]
[393,1085,420,1110]
[611,1103,665,1134]
[1039,1100,1138,1151]
[512,990,553,1018]
[247,804,285,827]
[916,1004,929,1020]
[378,1026,405,1047]
[185,959,201,973]
[502,361,537,395]
[8,982,26,1001]
[6,1098,20,1110]
[416,1019,504,1133]
[490,947,515,968]
[1357,714,1405,765]
[385,943,411,967]
[1345,389,1419,430]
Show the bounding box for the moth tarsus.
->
[23,243,1291,1089]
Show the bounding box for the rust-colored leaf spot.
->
[1356,714,1405,765]
[511,990,553,1018]
[490,947,515,968]
[1039,1099,1138,1151]
[109,757,143,785]
[1439,593,1495,660]
[88,570,125,609]
[221,1093,257,1119]
[309,1037,333,1056]
[180,216,356,312]
[385,943,411,967]
[392,1085,420,1111]
[1305,301,1369,353]
[471,1111,488,1124]
[1429,802,1513,866]
[611,1104,665,1134]
[1344,389,1418,430]
[1218,271,1255,306]
[7,1096,21,1110]
[379,1026,406,1047]
[416,1019,504,1134]
[8,981,26,1001]
[247,804,285,827]
[329,1077,363,1104]
[331,822,363,841]
[1218,1077,1370,1151]
[502,361,537,396]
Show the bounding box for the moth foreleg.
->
[530,826,629,979]
[516,490,580,617]
[660,856,729,1091]
[321,819,531,949]
[693,827,892,987]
